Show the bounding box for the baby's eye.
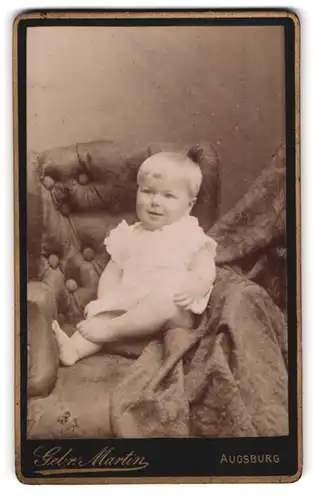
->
[141,188,153,194]
[165,193,176,199]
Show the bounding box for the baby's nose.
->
[151,194,161,206]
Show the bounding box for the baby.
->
[52,149,217,366]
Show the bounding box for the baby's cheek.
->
[136,198,144,211]
[137,194,147,207]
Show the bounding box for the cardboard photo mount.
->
[13,9,301,484]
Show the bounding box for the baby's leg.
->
[78,293,194,344]
[52,321,102,366]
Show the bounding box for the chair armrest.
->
[27,281,59,399]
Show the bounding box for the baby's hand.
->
[174,282,202,310]
[173,291,194,309]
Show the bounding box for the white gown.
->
[88,216,217,316]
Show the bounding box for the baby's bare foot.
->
[52,320,79,366]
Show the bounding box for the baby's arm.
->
[97,259,122,298]
[174,245,216,309]
[84,259,122,317]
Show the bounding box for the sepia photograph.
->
[14,10,300,483]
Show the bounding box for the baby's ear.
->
[189,196,197,208]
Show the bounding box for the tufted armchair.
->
[27,139,220,438]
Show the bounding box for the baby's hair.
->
[187,145,204,164]
[137,149,203,198]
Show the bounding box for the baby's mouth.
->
[147,211,163,217]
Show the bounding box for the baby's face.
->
[136,160,194,230]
